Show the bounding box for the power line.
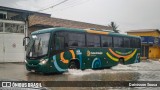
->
[38,0,69,11]
[53,0,83,11]
[52,0,91,12]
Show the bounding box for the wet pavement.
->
[0,60,160,90]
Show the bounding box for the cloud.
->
[0,0,21,7]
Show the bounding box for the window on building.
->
[5,23,24,33]
[0,13,6,19]
[0,22,3,32]
[113,37,123,47]
[87,34,100,47]
[68,33,85,47]
[101,36,112,47]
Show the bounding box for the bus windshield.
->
[26,33,50,58]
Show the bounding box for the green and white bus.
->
[23,27,141,73]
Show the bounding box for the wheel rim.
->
[119,59,124,64]
[69,62,77,69]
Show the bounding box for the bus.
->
[23,27,141,73]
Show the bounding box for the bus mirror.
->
[23,37,30,47]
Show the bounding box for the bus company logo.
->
[90,52,103,55]
[76,49,82,55]
[2,82,11,87]
[87,50,91,56]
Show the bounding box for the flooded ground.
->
[0,60,160,90]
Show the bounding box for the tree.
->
[108,22,119,33]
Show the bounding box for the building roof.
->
[0,6,50,17]
[29,15,112,30]
[127,29,160,33]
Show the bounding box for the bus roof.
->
[31,27,140,39]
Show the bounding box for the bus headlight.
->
[24,60,27,63]
[39,59,48,65]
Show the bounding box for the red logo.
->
[12,43,16,48]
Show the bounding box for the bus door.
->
[54,34,68,69]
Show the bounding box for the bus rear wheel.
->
[119,58,125,65]
[69,61,79,69]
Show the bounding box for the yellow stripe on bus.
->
[60,52,69,64]
[124,49,137,61]
[106,52,119,62]
[60,50,76,64]
[69,50,76,59]
[108,48,137,61]
[86,30,109,35]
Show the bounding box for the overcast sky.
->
[0,0,160,33]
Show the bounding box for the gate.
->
[0,20,26,62]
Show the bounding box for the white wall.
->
[0,20,26,62]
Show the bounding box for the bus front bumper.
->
[25,62,56,73]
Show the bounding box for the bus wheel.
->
[69,61,79,69]
[119,58,125,65]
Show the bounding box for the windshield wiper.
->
[37,38,41,51]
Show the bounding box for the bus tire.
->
[119,58,125,65]
[68,60,80,69]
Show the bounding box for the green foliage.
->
[108,22,119,33]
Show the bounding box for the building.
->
[0,6,50,62]
[127,29,160,59]
[0,6,111,62]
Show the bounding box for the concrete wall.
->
[149,46,160,59]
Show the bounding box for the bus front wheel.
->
[68,61,79,69]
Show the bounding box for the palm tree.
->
[108,22,119,33]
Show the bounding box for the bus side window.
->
[55,36,65,50]
[68,32,85,47]
[87,34,100,47]
[130,38,140,48]
[124,37,130,48]
[138,38,141,48]
[101,36,112,47]
[113,37,123,48]
[135,38,141,48]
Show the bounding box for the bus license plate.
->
[31,70,35,72]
